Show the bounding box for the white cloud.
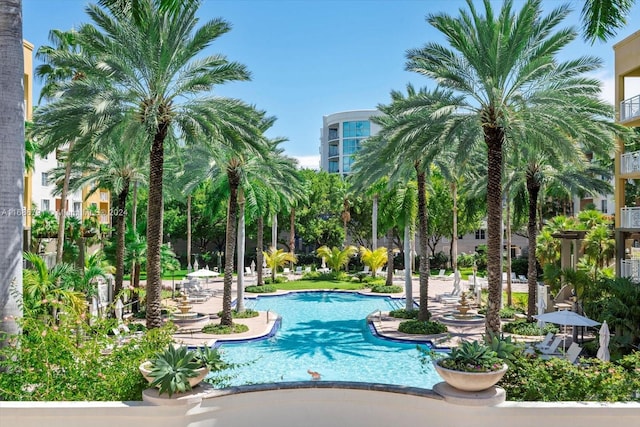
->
[596,71,640,105]
[293,155,320,170]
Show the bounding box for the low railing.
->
[620,206,640,228]
[621,94,640,121]
[621,150,640,174]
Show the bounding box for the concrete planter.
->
[138,361,210,388]
[434,361,508,392]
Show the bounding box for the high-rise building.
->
[613,30,640,280]
[319,110,383,175]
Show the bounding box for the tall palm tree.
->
[49,123,147,296]
[406,0,618,333]
[0,0,24,343]
[35,0,262,329]
[581,0,635,43]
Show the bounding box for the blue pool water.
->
[212,292,441,388]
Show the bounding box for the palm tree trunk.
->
[187,194,192,270]
[271,213,277,249]
[289,207,295,270]
[505,185,513,307]
[404,224,413,310]
[56,140,74,264]
[130,181,137,290]
[236,188,245,313]
[386,228,393,286]
[372,194,378,250]
[527,176,541,321]
[145,124,168,329]
[484,126,504,334]
[257,215,264,285]
[114,178,130,297]
[222,170,239,326]
[451,182,458,273]
[416,164,430,321]
[0,0,24,343]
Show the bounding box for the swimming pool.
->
[211,291,442,389]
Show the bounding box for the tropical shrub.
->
[217,309,259,318]
[389,308,419,319]
[370,285,402,293]
[436,341,504,373]
[503,320,559,336]
[316,245,358,272]
[359,246,388,276]
[498,306,523,319]
[500,354,640,401]
[202,323,249,334]
[263,247,297,281]
[244,284,277,293]
[398,320,446,335]
[0,315,174,401]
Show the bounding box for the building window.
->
[343,138,361,155]
[41,199,50,212]
[328,145,339,157]
[475,229,486,240]
[342,155,355,173]
[73,202,82,217]
[328,160,339,173]
[41,172,48,186]
[328,128,338,141]
[601,199,608,213]
[343,121,370,138]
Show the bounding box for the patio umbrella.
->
[534,310,600,351]
[536,286,547,328]
[115,298,123,322]
[596,320,610,362]
[187,268,219,278]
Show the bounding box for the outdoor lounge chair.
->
[435,269,446,279]
[535,332,555,350]
[539,336,563,355]
[518,275,527,282]
[565,343,583,364]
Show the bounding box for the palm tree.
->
[316,246,358,273]
[406,0,618,333]
[581,0,635,43]
[359,247,388,277]
[263,247,297,282]
[0,0,24,342]
[35,0,263,329]
[48,123,147,296]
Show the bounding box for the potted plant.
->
[430,340,508,392]
[139,345,224,397]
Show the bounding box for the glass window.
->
[328,160,339,173]
[475,229,486,240]
[355,121,370,137]
[41,199,50,212]
[342,121,352,138]
[328,128,338,140]
[343,139,357,155]
[601,199,608,213]
[342,155,354,173]
[328,145,339,157]
[41,172,48,186]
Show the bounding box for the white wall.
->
[32,152,83,217]
[2,385,639,427]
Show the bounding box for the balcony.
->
[327,129,339,141]
[620,150,640,174]
[620,94,640,122]
[620,206,640,228]
[620,258,640,282]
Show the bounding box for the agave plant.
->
[148,345,203,397]
[438,340,503,373]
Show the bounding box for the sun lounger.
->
[565,343,583,364]
[539,336,563,355]
[294,266,303,275]
[535,332,555,350]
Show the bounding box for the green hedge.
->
[370,285,403,293]
[398,320,447,335]
[245,284,277,293]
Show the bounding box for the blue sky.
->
[23,0,640,168]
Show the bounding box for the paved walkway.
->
[164,275,534,348]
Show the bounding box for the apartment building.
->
[613,30,640,280]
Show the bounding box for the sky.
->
[23,0,640,169]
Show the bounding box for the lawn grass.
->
[276,280,365,291]
[124,269,190,281]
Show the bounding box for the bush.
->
[502,319,559,336]
[430,251,449,269]
[499,306,523,319]
[500,354,640,401]
[389,308,419,319]
[398,320,447,335]
[245,284,277,293]
[264,276,288,284]
[0,315,175,401]
[201,323,249,334]
[370,285,402,293]
[510,257,529,276]
[217,309,259,318]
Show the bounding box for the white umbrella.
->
[534,310,600,351]
[536,287,547,328]
[596,320,610,362]
[115,298,124,323]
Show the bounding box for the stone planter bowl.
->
[139,361,210,388]
[434,361,508,392]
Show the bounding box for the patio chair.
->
[535,332,555,350]
[565,343,583,364]
[294,266,303,275]
[518,275,527,282]
[435,269,446,279]
[539,336,563,355]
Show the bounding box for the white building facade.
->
[319,110,383,175]
[31,152,83,218]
